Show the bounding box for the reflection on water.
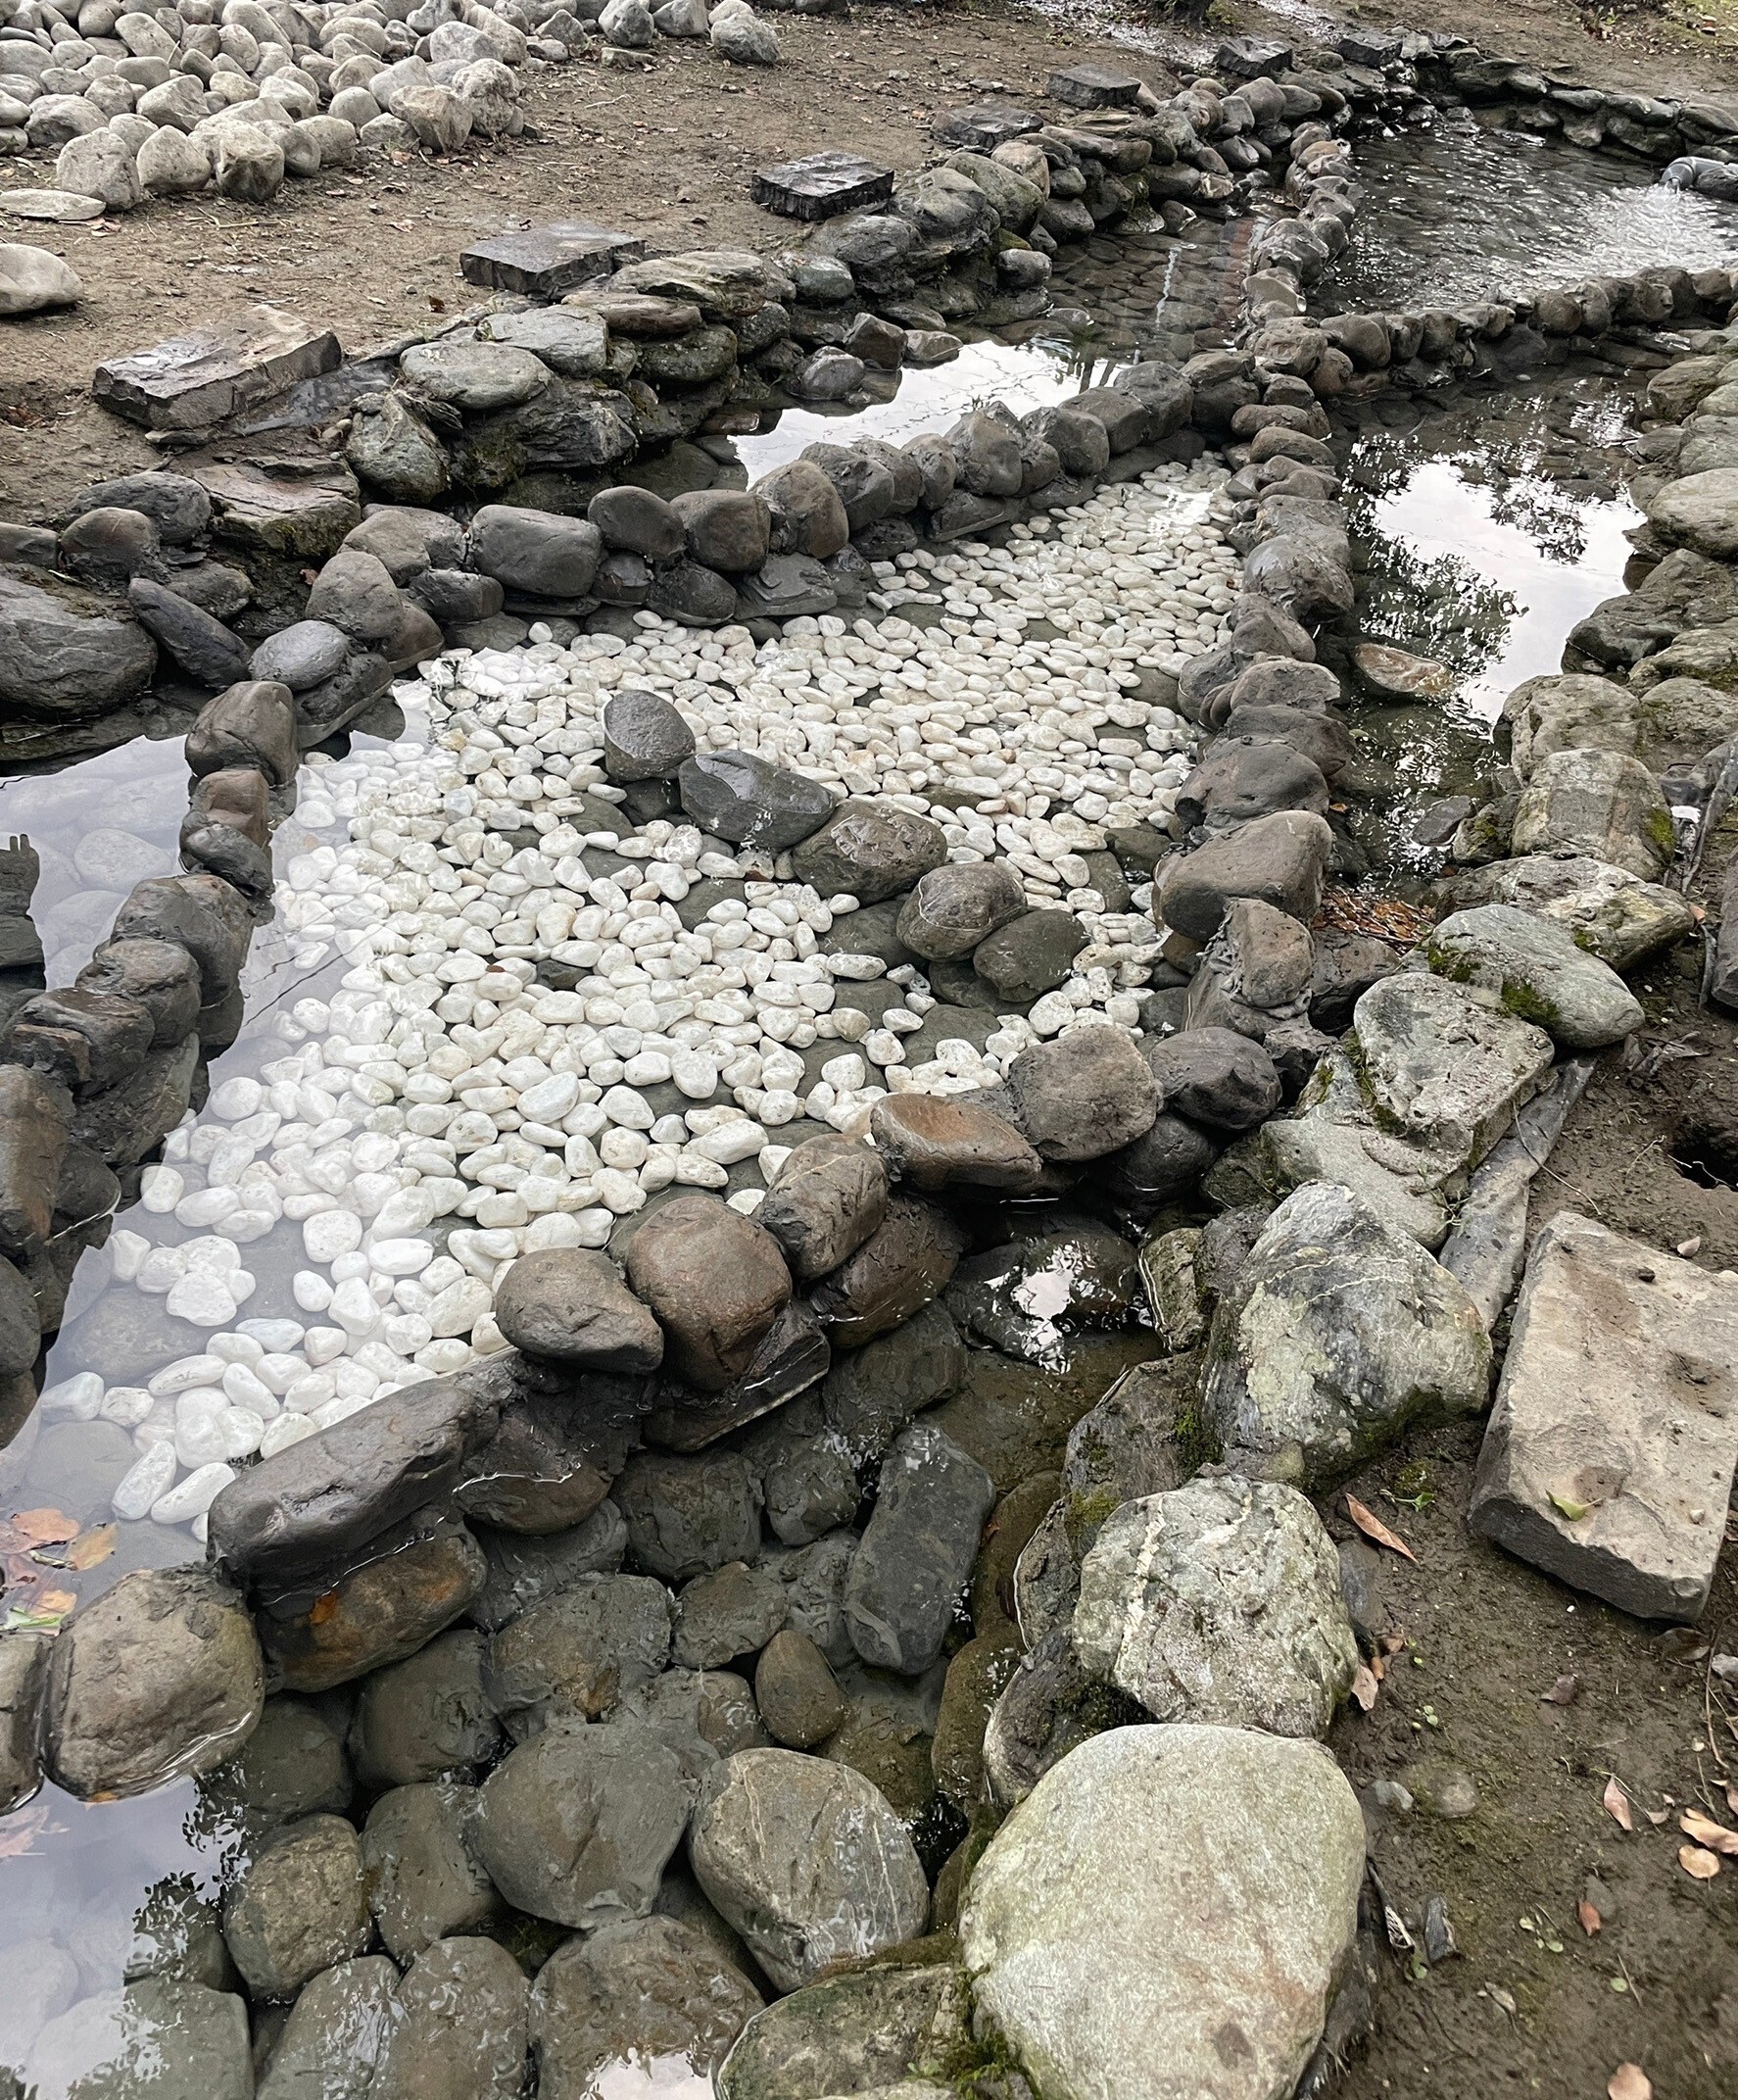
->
[1323,113,1738,313]
[1357,455,1639,721]
[589,2053,712,2098]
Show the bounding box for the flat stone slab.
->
[937,102,1041,150]
[0,189,106,222]
[751,152,895,221]
[1047,63,1142,110]
[459,221,646,297]
[1470,1211,1738,1621]
[93,306,342,431]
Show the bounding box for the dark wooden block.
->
[938,102,1040,150]
[751,151,895,221]
[1047,64,1142,111]
[459,221,647,298]
[92,307,341,431]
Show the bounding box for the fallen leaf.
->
[1549,1490,1590,1522]
[8,1508,77,1547]
[59,1525,115,1573]
[1608,2068,1652,2100]
[1677,1236,1703,1256]
[1678,1844,1721,1880]
[1727,1783,1738,1819]
[1577,1899,1602,1935]
[1645,1807,1670,1827]
[1380,1632,1406,1656]
[1345,1494,1418,1562]
[1541,1674,1578,1705]
[1488,1985,1517,2015]
[1351,1662,1379,1712]
[1604,1777,1635,1831]
[1681,1810,1738,1856]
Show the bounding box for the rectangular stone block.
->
[1047,64,1142,111]
[192,463,362,561]
[751,151,895,221]
[92,306,342,431]
[938,102,1040,150]
[1470,1210,1738,1620]
[459,221,646,297]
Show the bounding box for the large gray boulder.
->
[1072,1478,1358,1737]
[349,1628,500,1788]
[1437,855,1695,971]
[959,1725,1365,2100]
[0,568,156,716]
[1509,747,1674,880]
[45,1567,263,1800]
[530,1914,764,2099]
[466,1723,696,1929]
[370,1938,529,2100]
[1003,1025,1160,1161]
[1154,809,1332,941]
[484,1571,673,1732]
[1351,972,1556,1173]
[845,1424,995,1675]
[24,1979,252,2100]
[690,1748,929,1990]
[1470,1210,1738,1621]
[1424,903,1643,1050]
[791,800,948,903]
[1647,466,1738,561]
[1202,1181,1492,1489]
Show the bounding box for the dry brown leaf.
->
[1678,1844,1721,1880]
[1645,1807,1670,1828]
[1351,1662,1379,1712]
[1727,1783,1738,1819]
[1608,2067,1652,2100]
[1681,1811,1738,1856]
[1577,1899,1602,1935]
[1541,1675,1578,1705]
[1604,1777,1635,1831]
[1345,1494,1418,1563]
[60,1525,115,1573]
[9,1508,77,1546]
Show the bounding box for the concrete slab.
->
[92,306,342,431]
[1470,1210,1738,1620]
[937,103,1041,151]
[459,221,646,298]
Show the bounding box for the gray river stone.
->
[1062,1363,1189,1552]
[944,1223,1139,1363]
[869,1092,1042,1194]
[1509,747,1674,880]
[494,1247,665,1372]
[257,1956,398,2100]
[1003,1024,1159,1161]
[716,1963,973,2100]
[205,1692,352,1822]
[758,1132,888,1280]
[895,859,1026,959]
[1470,1210,1738,1622]
[1351,972,1556,1173]
[25,1979,251,2100]
[736,1395,857,1546]
[1647,466,1738,562]
[0,1629,48,1813]
[467,1723,696,1929]
[1202,1181,1492,1489]
[530,1915,765,2099]
[615,1450,765,1582]
[603,688,696,781]
[1144,1026,1280,1133]
[679,750,838,852]
[1424,903,1643,1050]
[370,1938,529,2100]
[222,1814,369,1999]
[1503,671,1638,779]
[362,1780,501,1961]
[1073,1478,1359,1738]
[207,1368,504,1587]
[1437,855,1695,971]
[467,1501,628,1631]
[250,619,350,692]
[484,1571,673,1732]
[790,800,948,903]
[844,1423,994,1675]
[753,1629,846,1748]
[1155,809,1333,941]
[960,1724,1365,2100]
[350,1628,502,1786]
[45,1567,263,1800]
[673,1560,788,1671]
[0,569,157,717]
[820,1299,963,1464]
[401,338,551,410]
[690,1748,929,1991]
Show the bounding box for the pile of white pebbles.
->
[46,461,1236,1537]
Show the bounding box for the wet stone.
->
[370,1937,529,2100]
[362,1780,500,1962]
[945,1223,1140,1363]
[714,1963,972,2100]
[494,1247,664,1372]
[256,1956,397,2100]
[459,220,646,297]
[206,1692,352,1822]
[678,750,838,854]
[0,1630,49,1814]
[673,1560,788,1670]
[615,1450,765,1582]
[845,1422,994,1675]
[222,1813,369,1999]
[350,1627,502,1787]
[23,1978,252,2100]
[752,151,895,220]
[690,1747,929,1992]
[466,1723,696,1930]
[603,687,696,781]
[809,1192,966,1346]
[484,1571,673,1733]
[758,1132,889,1281]
[467,1501,627,1632]
[753,1628,845,1748]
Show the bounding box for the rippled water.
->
[1322,113,1738,313]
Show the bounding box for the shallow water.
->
[1321,112,1738,313]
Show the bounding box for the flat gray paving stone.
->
[93,306,342,430]
[751,151,895,220]
[1047,64,1142,109]
[1,189,106,221]
[459,221,646,297]
[938,103,1041,149]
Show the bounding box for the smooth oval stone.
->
[399,338,551,411]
